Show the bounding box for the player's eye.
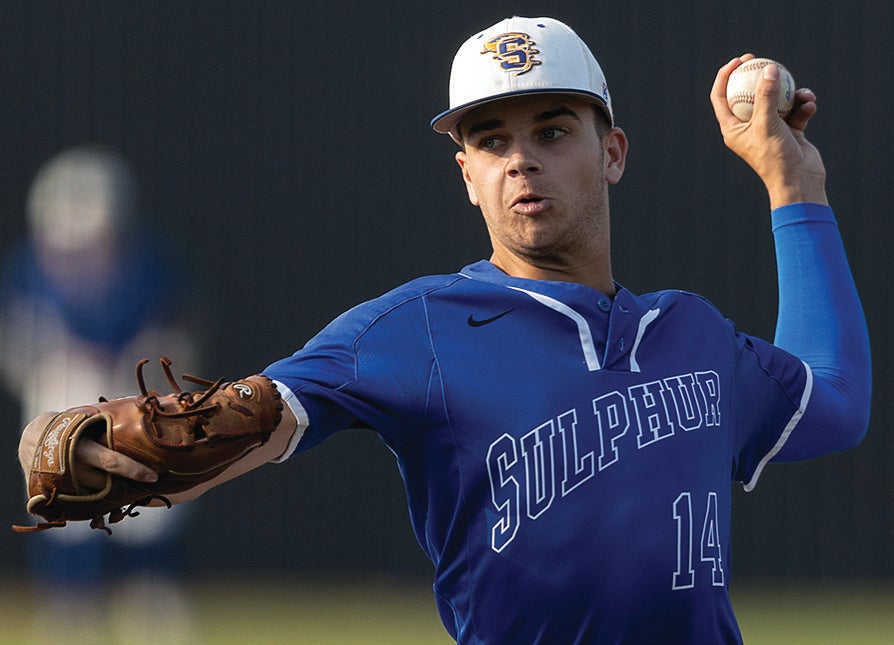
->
[476,135,504,150]
[540,127,567,141]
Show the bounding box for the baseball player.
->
[16,16,871,644]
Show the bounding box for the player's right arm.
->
[710,56,871,459]
[17,404,300,504]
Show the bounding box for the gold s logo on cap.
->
[481,32,541,76]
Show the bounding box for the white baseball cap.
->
[430,16,613,139]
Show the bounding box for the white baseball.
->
[726,58,796,121]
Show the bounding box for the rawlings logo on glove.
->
[13,357,283,534]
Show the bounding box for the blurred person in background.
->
[0,145,199,643]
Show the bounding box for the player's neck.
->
[489,252,616,297]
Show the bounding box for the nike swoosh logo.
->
[467,309,514,327]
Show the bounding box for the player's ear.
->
[455,150,481,206]
[603,127,628,185]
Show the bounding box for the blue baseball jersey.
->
[264,259,809,643]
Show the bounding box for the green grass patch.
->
[0,577,891,643]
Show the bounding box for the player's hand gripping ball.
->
[726,57,796,121]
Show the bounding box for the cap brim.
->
[430,88,612,137]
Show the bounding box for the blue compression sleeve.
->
[770,203,871,460]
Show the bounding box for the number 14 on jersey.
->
[673,491,725,590]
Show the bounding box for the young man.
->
[18,16,870,643]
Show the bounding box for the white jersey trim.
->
[630,308,660,373]
[743,361,814,491]
[508,286,601,371]
[269,379,310,463]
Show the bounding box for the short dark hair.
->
[592,104,612,136]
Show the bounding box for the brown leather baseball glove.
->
[13,357,283,534]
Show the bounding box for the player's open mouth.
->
[512,195,548,216]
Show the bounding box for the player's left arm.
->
[711,56,872,459]
[17,400,300,506]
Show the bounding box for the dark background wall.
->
[1,1,891,584]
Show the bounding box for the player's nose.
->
[505,143,542,178]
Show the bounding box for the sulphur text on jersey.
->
[486,370,721,552]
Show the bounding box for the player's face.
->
[455,95,627,285]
